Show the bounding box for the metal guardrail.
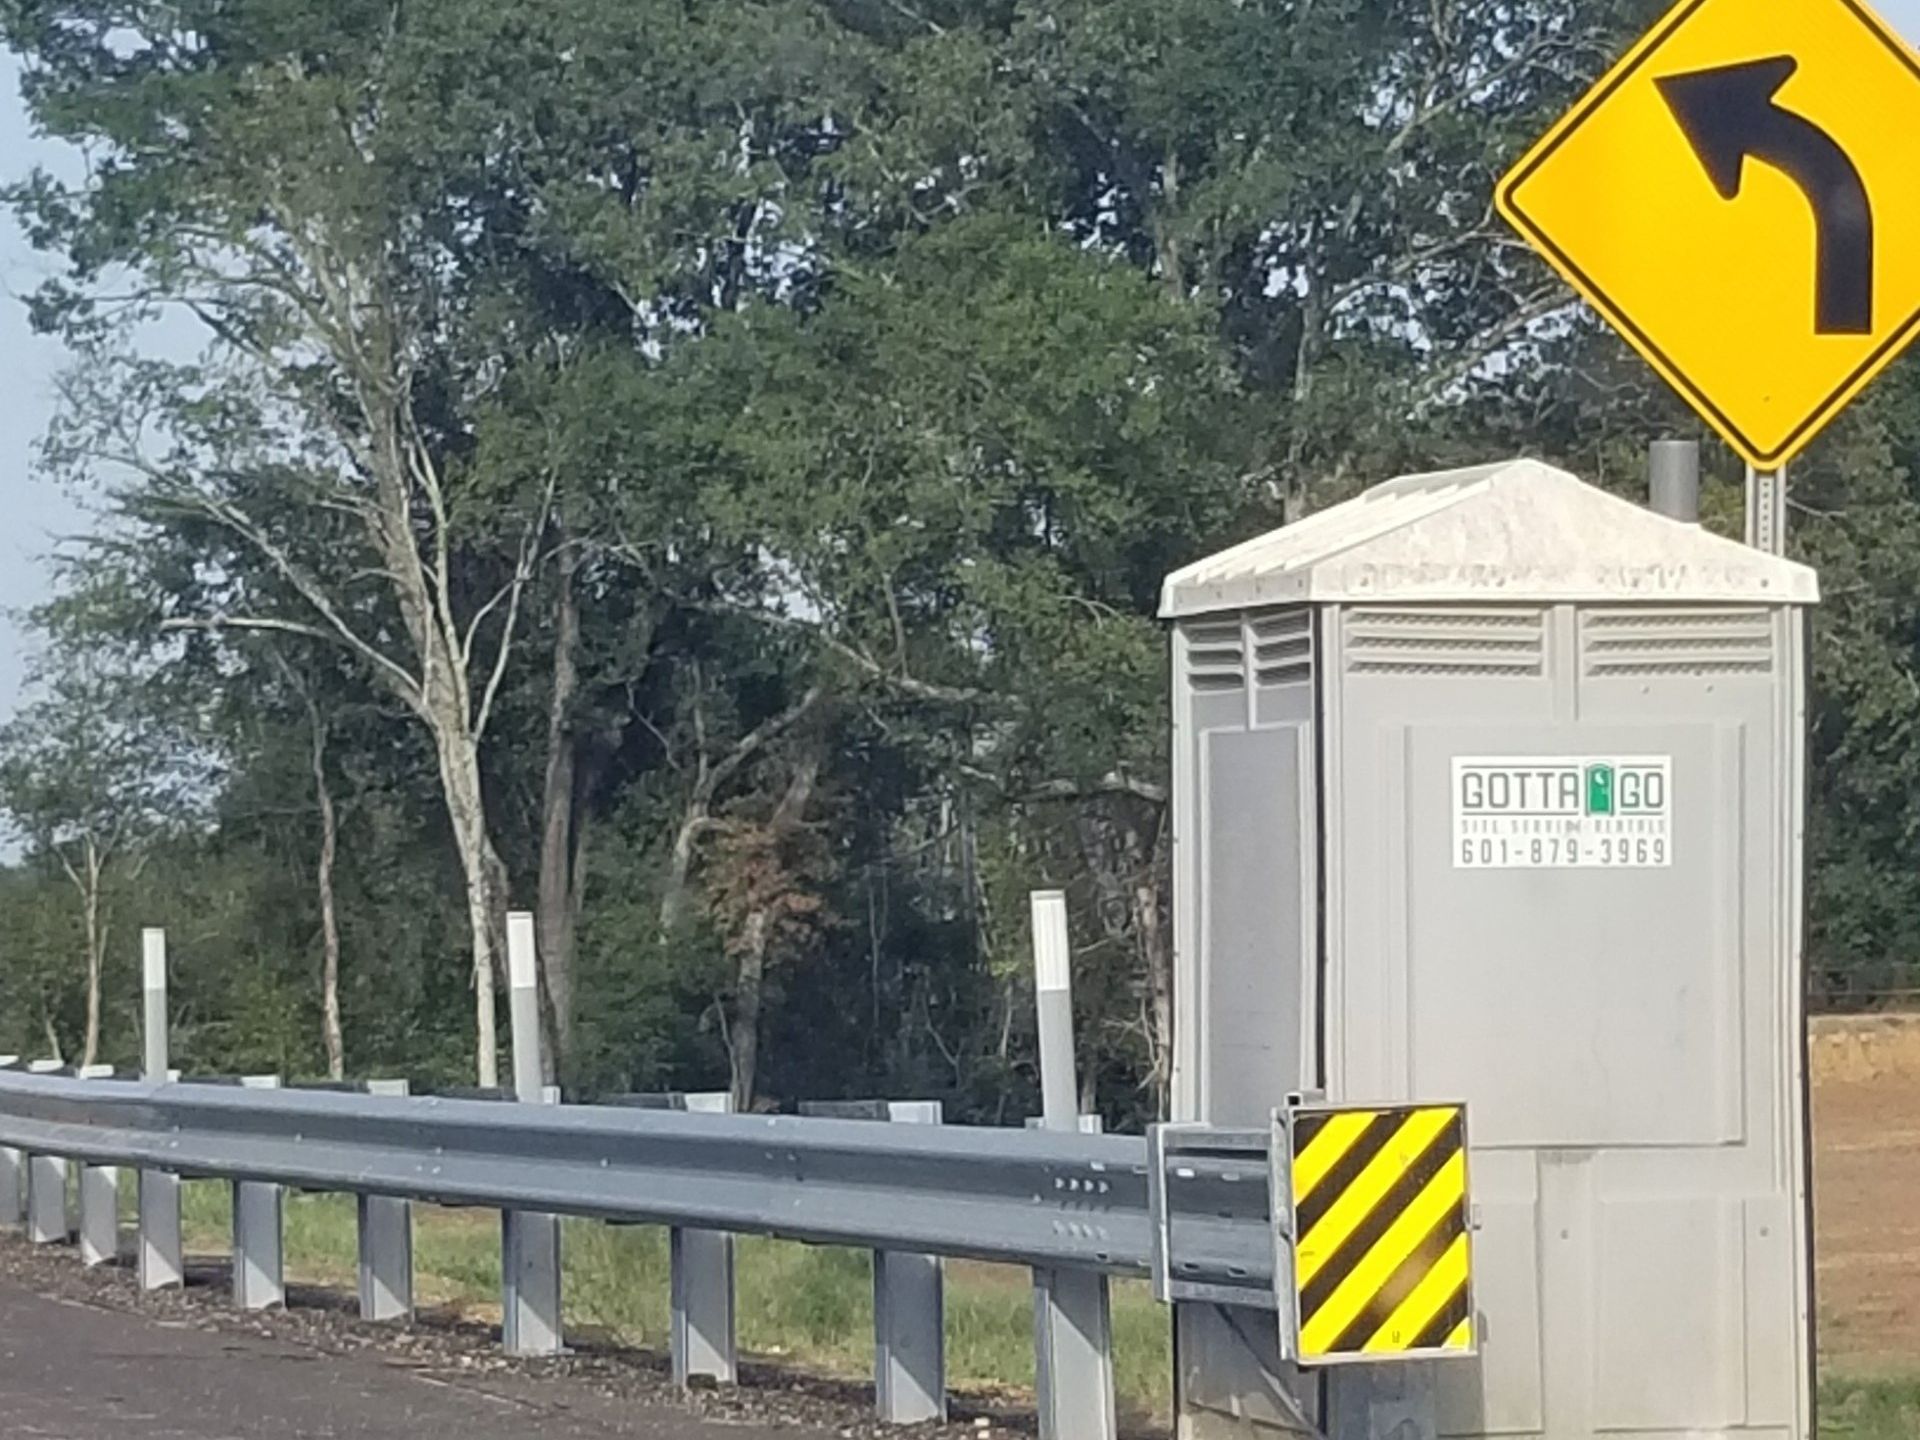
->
[0,1071,1275,1292]
[0,918,1290,1440]
[0,1066,1281,1439]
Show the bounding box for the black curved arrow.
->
[1656,56,1873,335]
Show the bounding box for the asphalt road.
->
[0,1278,807,1440]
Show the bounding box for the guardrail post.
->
[1028,891,1117,1440]
[358,1079,415,1322]
[672,1091,738,1388]
[139,928,183,1291]
[232,1075,286,1309]
[0,1056,22,1227]
[25,1061,68,1244]
[501,911,563,1357]
[876,1100,947,1424]
[77,1065,120,1266]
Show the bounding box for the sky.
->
[3,4,1920,722]
[0,51,81,718]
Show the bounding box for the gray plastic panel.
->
[1324,601,1807,1440]
[1402,721,1740,1151]
[1203,726,1312,1127]
[1171,612,1320,1436]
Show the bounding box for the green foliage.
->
[0,0,1915,1122]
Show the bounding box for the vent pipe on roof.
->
[1649,440,1700,524]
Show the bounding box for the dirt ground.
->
[1812,1015,1920,1378]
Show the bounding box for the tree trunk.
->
[1133,810,1174,1121]
[661,684,822,934]
[661,806,708,932]
[1282,278,1327,519]
[1068,797,1173,1119]
[729,909,769,1113]
[312,716,346,1081]
[725,750,823,1113]
[80,838,104,1071]
[536,538,581,1077]
[1141,870,1174,1120]
[438,731,507,1088]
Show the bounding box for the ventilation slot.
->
[1251,609,1313,688]
[1185,619,1248,692]
[1345,608,1545,676]
[1582,608,1773,677]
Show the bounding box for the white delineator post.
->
[1028,891,1117,1440]
[501,911,563,1356]
[139,928,183,1290]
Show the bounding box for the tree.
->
[26,0,1895,1133]
[1,0,914,1081]
[1006,0,1655,498]
[0,647,182,1067]
[268,655,349,1080]
[2,0,603,1083]
[673,211,1254,1111]
[703,731,836,1110]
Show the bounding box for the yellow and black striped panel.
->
[1287,1104,1474,1363]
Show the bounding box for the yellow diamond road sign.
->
[1496,0,1920,470]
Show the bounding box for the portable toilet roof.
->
[1158,457,1819,618]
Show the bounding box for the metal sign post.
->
[1747,465,1788,555]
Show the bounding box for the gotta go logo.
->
[1453,755,1672,869]
[1455,760,1669,818]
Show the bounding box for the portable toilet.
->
[1160,459,1818,1440]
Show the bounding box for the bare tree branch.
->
[699,683,826,808]
[1406,288,1577,412]
[704,600,987,706]
[148,491,426,708]
[471,467,560,744]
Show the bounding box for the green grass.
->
[174,1181,1174,1421]
[164,1182,1920,1435]
[1820,1377,1920,1439]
